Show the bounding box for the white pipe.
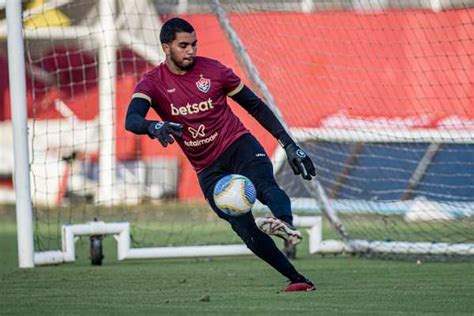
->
[293,214,320,227]
[62,224,75,262]
[306,216,322,254]
[177,0,189,15]
[97,0,118,205]
[68,222,129,235]
[126,245,252,259]
[291,127,474,144]
[33,218,321,265]
[34,251,64,265]
[62,222,129,262]
[6,1,35,268]
[0,24,93,40]
[301,0,314,13]
[317,240,352,253]
[117,228,131,260]
[22,27,94,39]
[350,240,474,255]
[270,146,287,177]
[430,0,442,11]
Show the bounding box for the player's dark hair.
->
[160,17,195,44]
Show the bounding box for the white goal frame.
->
[33,215,330,266]
[7,1,35,268]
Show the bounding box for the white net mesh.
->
[210,0,474,255]
[4,0,473,257]
[16,0,244,252]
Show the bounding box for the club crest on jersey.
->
[196,75,211,93]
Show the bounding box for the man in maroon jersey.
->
[125,17,316,292]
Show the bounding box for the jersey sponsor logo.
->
[188,124,206,139]
[170,98,214,116]
[196,74,211,93]
[184,123,218,147]
[255,153,266,157]
[167,88,176,93]
[184,131,219,147]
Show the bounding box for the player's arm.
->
[125,94,153,134]
[231,85,316,180]
[125,94,183,147]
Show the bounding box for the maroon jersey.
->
[133,57,248,172]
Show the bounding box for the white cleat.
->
[255,217,303,245]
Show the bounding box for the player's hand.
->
[147,121,183,147]
[284,142,316,180]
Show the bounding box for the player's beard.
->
[170,52,195,71]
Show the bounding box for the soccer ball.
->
[213,174,257,216]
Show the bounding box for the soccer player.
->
[125,17,316,292]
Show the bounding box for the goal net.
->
[5,0,250,264]
[3,0,473,265]
[211,0,474,257]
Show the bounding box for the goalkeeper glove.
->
[279,135,316,180]
[147,121,183,147]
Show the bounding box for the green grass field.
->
[1,204,474,315]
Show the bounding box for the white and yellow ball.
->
[213,174,257,216]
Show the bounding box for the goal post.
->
[97,0,118,206]
[6,0,35,268]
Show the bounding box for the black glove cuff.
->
[144,120,155,134]
[277,132,294,148]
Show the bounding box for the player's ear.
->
[162,43,170,55]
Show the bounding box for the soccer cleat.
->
[284,280,316,292]
[255,217,303,245]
